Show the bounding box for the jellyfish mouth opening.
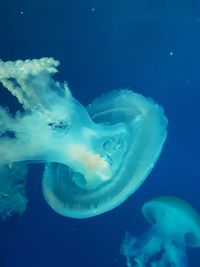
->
[66,143,113,191]
[66,126,129,191]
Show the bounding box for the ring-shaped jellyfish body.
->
[121,196,200,267]
[42,90,168,218]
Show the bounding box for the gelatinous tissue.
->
[0,58,167,218]
[121,196,200,267]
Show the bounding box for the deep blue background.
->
[0,0,200,266]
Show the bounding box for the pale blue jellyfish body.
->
[0,58,167,218]
[121,196,200,267]
[43,90,167,218]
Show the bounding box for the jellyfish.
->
[0,58,167,218]
[0,163,28,220]
[121,196,200,267]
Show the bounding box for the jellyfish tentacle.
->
[134,258,142,267]
[0,58,60,110]
[0,163,28,220]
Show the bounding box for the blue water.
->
[0,0,200,266]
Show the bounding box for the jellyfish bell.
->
[121,196,200,267]
[42,90,167,218]
[142,196,200,248]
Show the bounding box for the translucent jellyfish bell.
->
[42,90,167,218]
[121,196,200,267]
[0,58,167,218]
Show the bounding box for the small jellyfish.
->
[0,58,167,218]
[121,196,200,267]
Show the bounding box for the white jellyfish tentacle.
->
[0,58,72,116]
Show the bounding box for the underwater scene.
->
[0,0,200,266]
